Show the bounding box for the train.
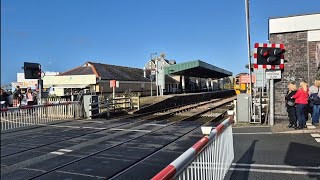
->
[233,73,250,95]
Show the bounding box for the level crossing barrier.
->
[0,102,83,131]
[152,118,234,180]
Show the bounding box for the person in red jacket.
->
[292,81,309,129]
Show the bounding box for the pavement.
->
[225,124,320,180]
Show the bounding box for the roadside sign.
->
[266,70,281,79]
[239,75,256,84]
[110,80,116,88]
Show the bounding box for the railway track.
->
[1,96,235,179]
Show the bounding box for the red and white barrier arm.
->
[151,117,234,180]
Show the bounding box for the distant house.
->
[144,55,180,93]
[44,61,154,97]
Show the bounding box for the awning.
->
[52,84,90,89]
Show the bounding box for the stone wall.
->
[269,31,320,120]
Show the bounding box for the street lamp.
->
[150,53,157,97]
[245,0,252,122]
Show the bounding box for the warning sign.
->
[266,70,281,79]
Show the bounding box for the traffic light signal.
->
[24,62,41,79]
[254,43,285,69]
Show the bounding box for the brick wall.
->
[269,31,320,120]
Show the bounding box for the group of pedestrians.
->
[0,86,37,108]
[285,80,320,129]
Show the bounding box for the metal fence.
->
[152,118,234,180]
[88,96,140,118]
[0,102,83,131]
[41,98,68,104]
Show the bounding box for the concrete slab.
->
[27,155,79,171]
[57,156,136,178]
[34,170,104,180]
[1,168,42,180]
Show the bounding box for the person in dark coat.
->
[0,89,9,108]
[13,86,23,107]
[285,82,297,128]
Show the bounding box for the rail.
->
[152,118,234,180]
[0,102,83,131]
[89,96,140,118]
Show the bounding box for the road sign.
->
[239,75,256,84]
[110,80,116,88]
[266,70,281,79]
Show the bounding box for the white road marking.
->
[77,120,104,124]
[109,128,151,133]
[311,134,320,138]
[22,168,46,172]
[144,123,167,127]
[233,132,272,135]
[50,151,64,155]
[229,167,320,176]
[58,149,73,152]
[315,138,320,143]
[307,126,316,129]
[82,126,106,130]
[56,170,105,179]
[38,124,106,130]
[306,122,312,126]
[231,163,320,170]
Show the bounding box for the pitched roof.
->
[87,62,149,81]
[59,66,95,76]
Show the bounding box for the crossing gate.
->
[152,118,234,180]
[0,102,83,131]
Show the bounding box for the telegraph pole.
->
[245,0,252,121]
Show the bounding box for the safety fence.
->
[152,118,234,180]
[41,98,69,104]
[0,102,83,131]
[88,96,140,118]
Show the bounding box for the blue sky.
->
[1,0,320,84]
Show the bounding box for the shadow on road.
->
[284,142,320,179]
[228,140,258,180]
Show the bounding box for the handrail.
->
[0,101,80,112]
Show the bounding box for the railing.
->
[0,102,83,131]
[41,98,68,104]
[89,96,140,118]
[152,118,234,180]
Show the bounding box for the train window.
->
[235,78,239,84]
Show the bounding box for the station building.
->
[12,72,60,93]
[269,13,320,119]
[45,59,232,97]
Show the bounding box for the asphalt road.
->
[225,126,320,180]
[2,118,319,180]
[1,117,212,180]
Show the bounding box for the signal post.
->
[253,43,285,126]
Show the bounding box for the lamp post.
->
[245,0,252,122]
[150,53,157,97]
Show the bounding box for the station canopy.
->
[164,60,232,79]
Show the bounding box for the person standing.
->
[309,80,320,126]
[292,81,309,129]
[26,88,35,105]
[13,86,22,107]
[285,82,297,128]
[0,89,8,108]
